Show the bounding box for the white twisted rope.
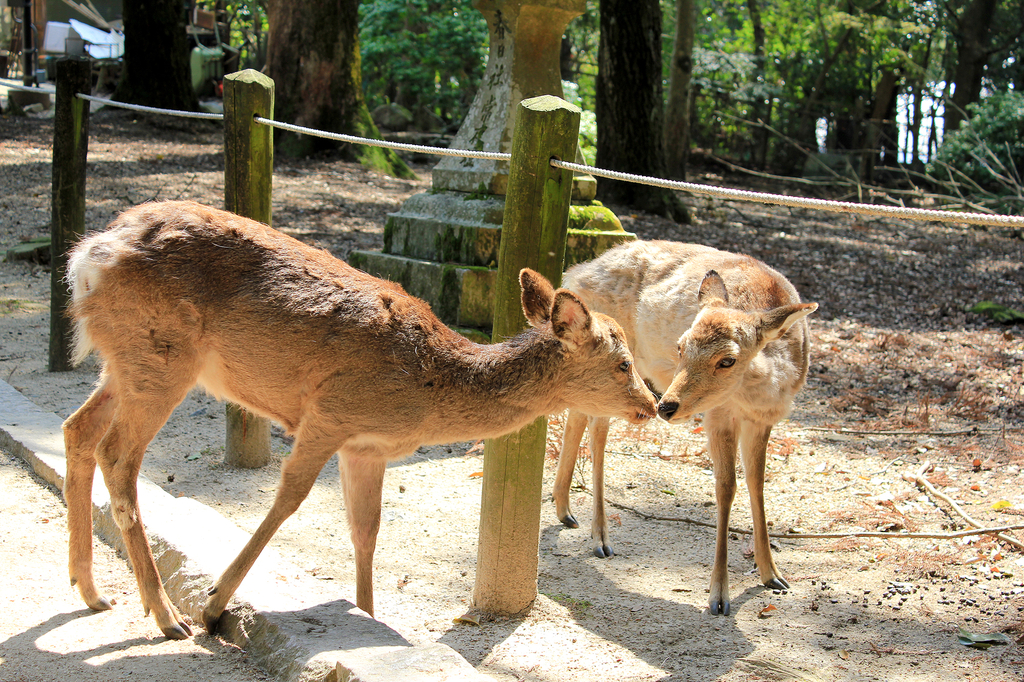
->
[254,115,511,161]
[0,78,57,94]
[75,93,225,120]
[552,159,1024,229]
[6,74,1021,229]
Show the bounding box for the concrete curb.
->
[0,380,492,682]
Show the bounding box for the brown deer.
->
[62,200,657,639]
[553,240,816,615]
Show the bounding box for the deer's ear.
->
[520,268,555,327]
[697,270,729,308]
[551,290,593,351]
[759,302,818,342]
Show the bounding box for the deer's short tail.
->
[65,231,125,366]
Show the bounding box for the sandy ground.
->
[2,107,1024,681]
[0,448,268,682]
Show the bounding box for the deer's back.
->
[68,201,475,433]
[564,240,808,394]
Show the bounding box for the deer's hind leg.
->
[63,372,118,612]
[91,355,202,640]
[339,452,387,617]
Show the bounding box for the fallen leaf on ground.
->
[957,627,1012,649]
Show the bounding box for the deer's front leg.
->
[204,436,337,632]
[554,410,588,528]
[741,421,788,590]
[340,454,387,617]
[588,416,613,558]
[706,410,738,615]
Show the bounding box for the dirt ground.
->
[2,106,1024,682]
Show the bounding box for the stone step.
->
[383,192,505,267]
[348,251,497,331]
[350,228,635,332]
[384,191,629,268]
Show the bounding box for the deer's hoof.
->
[593,543,614,559]
[765,576,790,591]
[559,513,579,529]
[161,621,192,640]
[709,596,731,616]
[202,608,223,634]
[87,594,113,611]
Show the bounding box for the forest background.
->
[7,0,1019,219]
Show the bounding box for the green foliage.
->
[930,91,1024,213]
[932,91,1024,188]
[199,1,268,72]
[968,301,1024,324]
[359,0,487,131]
[562,80,596,164]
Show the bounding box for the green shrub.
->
[930,91,1024,214]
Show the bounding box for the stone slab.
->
[0,380,493,682]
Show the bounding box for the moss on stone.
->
[567,202,623,232]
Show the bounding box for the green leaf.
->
[968,301,1024,324]
[957,627,1012,649]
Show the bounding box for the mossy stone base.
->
[350,227,635,332]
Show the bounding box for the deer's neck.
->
[418,328,567,439]
[739,330,810,422]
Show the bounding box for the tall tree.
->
[664,0,695,179]
[266,0,413,177]
[114,0,198,110]
[596,0,689,222]
[943,0,1000,133]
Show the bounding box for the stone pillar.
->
[432,0,590,196]
[349,0,632,336]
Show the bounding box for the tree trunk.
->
[664,0,695,179]
[746,0,768,169]
[909,37,932,168]
[596,0,689,222]
[266,0,414,178]
[944,0,999,133]
[113,0,198,110]
[861,69,900,182]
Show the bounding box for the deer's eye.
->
[619,360,632,373]
[717,357,736,369]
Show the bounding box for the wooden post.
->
[223,69,274,468]
[474,95,581,614]
[49,57,91,372]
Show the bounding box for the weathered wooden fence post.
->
[49,56,92,372]
[222,69,274,468]
[475,95,581,613]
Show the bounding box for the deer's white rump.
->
[62,200,656,639]
[554,240,817,616]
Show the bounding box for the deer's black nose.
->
[658,401,678,420]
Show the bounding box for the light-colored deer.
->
[62,200,657,639]
[553,240,816,615]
